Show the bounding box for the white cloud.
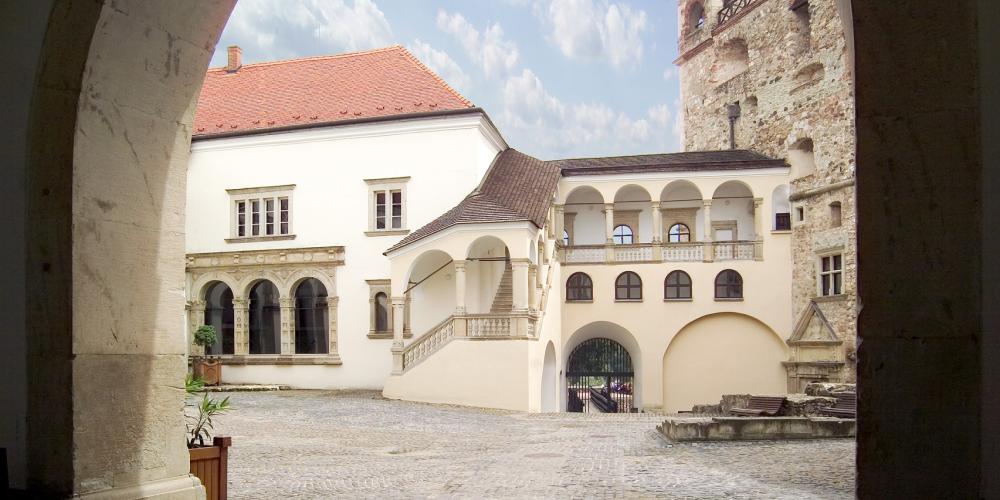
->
[436,11,520,78]
[500,69,674,158]
[407,39,471,93]
[217,0,393,64]
[672,98,686,150]
[662,67,677,81]
[544,0,648,68]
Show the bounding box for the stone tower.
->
[675,0,856,390]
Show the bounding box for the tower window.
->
[830,202,842,228]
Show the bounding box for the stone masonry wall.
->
[676,0,856,382]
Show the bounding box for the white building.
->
[186,46,798,413]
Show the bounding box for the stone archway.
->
[540,341,557,412]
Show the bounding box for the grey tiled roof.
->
[553,149,785,175]
[386,149,561,253]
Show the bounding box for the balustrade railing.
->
[662,243,704,262]
[713,240,758,261]
[565,245,605,264]
[614,244,653,262]
[401,316,455,371]
[466,314,512,338]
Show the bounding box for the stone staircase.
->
[490,260,513,313]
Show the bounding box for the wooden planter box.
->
[194,358,221,385]
[189,436,231,500]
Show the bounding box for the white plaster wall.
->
[186,113,503,389]
[382,339,532,411]
[410,261,456,336]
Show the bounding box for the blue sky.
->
[209,0,682,160]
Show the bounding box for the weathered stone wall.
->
[676,0,856,382]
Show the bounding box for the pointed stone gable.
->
[788,300,841,345]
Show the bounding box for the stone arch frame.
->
[561,321,644,411]
[12,0,995,496]
[682,0,707,35]
[287,273,339,356]
[187,273,240,355]
[713,37,750,84]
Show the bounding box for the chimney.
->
[226,45,242,72]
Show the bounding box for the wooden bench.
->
[729,396,786,416]
[819,393,856,418]
[589,388,619,413]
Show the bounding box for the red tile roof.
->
[193,45,473,138]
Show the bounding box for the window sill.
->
[365,229,410,237]
[225,234,296,243]
[367,332,413,339]
[715,298,744,302]
[216,354,342,365]
[813,294,848,303]
[565,299,593,304]
[771,230,792,234]
[664,298,693,302]
[614,299,643,303]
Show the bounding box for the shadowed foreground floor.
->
[214,390,854,499]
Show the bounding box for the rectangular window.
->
[251,200,260,236]
[365,177,410,234]
[236,201,246,237]
[227,185,295,241]
[265,198,275,235]
[280,197,289,235]
[820,254,844,296]
[391,190,402,229]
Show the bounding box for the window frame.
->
[227,185,295,242]
[366,279,410,338]
[818,252,845,297]
[615,271,643,301]
[365,177,410,235]
[667,223,692,243]
[612,224,634,245]
[664,270,693,300]
[566,272,594,302]
[714,269,744,300]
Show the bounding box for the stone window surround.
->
[613,209,641,242]
[226,184,295,243]
[186,246,344,364]
[663,207,699,242]
[366,279,411,339]
[711,220,739,241]
[815,246,846,298]
[365,176,410,236]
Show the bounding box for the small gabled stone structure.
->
[783,300,844,392]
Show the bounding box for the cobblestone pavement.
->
[214,390,855,499]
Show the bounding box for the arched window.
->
[668,223,691,243]
[688,2,706,32]
[566,272,593,302]
[562,229,570,246]
[374,292,390,332]
[714,270,744,299]
[248,280,280,354]
[612,224,634,245]
[615,271,642,301]
[665,271,693,300]
[294,278,328,354]
[203,281,234,355]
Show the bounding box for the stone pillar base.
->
[77,474,205,500]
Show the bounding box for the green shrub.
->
[193,325,217,350]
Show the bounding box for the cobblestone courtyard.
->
[214,390,855,499]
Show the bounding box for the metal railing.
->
[718,0,754,26]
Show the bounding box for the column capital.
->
[702,199,713,207]
[510,258,531,268]
[604,203,615,210]
[453,259,467,270]
[554,203,565,212]
[651,201,661,209]
[232,298,248,308]
[391,296,407,307]
[753,197,764,207]
[279,297,295,308]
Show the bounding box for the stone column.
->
[327,296,341,362]
[651,201,663,243]
[604,203,615,244]
[512,259,530,313]
[454,260,467,315]
[188,300,206,356]
[528,265,538,310]
[279,297,295,355]
[753,197,764,241]
[233,298,249,355]
[391,296,406,374]
[554,204,565,244]
[702,200,714,262]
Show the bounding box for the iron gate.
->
[566,338,634,413]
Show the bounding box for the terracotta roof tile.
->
[194,45,473,138]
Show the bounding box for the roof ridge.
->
[549,149,765,163]
[206,45,406,72]
[397,45,473,108]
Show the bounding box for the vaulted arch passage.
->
[566,338,635,413]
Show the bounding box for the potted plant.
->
[186,375,233,500]
[193,325,222,386]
